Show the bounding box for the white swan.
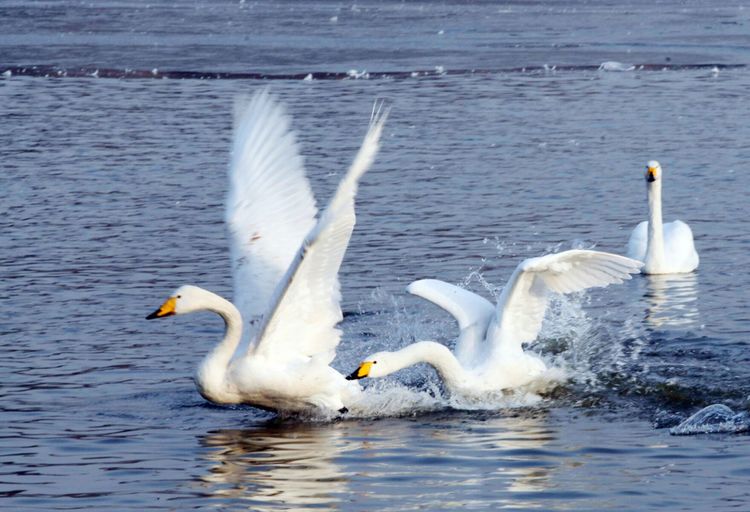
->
[626,160,699,274]
[146,90,388,414]
[347,250,642,398]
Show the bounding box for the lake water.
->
[2,1,750,509]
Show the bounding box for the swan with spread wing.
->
[347,250,641,398]
[147,90,387,414]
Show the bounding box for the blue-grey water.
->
[2,1,750,509]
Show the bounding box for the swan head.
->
[345,353,389,380]
[146,285,213,319]
[645,160,662,183]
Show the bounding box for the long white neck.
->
[645,179,665,273]
[381,341,468,391]
[194,292,243,403]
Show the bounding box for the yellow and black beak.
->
[346,361,373,380]
[647,166,658,182]
[146,297,177,320]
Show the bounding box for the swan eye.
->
[373,361,377,364]
[177,295,182,299]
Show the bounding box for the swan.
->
[626,160,699,274]
[146,90,388,414]
[347,250,642,398]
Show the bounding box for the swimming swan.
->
[347,250,642,398]
[626,161,699,274]
[147,90,388,414]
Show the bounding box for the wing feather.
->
[487,250,642,354]
[226,90,318,346]
[407,279,495,363]
[250,103,389,363]
[407,279,495,332]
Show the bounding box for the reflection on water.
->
[195,413,556,510]
[643,273,699,329]
[472,414,555,497]
[198,423,348,509]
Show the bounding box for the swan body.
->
[626,161,699,274]
[147,90,388,414]
[347,250,642,398]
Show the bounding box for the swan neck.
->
[389,342,466,389]
[646,180,665,270]
[196,293,243,401]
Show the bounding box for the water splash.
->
[598,61,636,72]
[349,380,445,418]
[344,253,613,415]
[670,404,750,435]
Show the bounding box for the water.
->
[2,0,750,509]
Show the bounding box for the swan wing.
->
[407,279,495,331]
[626,220,648,262]
[226,90,318,343]
[488,250,642,353]
[664,220,700,271]
[407,279,495,360]
[250,104,388,364]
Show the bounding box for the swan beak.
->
[646,166,658,182]
[346,361,373,380]
[146,297,177,319]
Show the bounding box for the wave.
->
[1,63,744,80]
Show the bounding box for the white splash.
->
[670,404,750,435]
[349,380,444,418]
[598,61,635,72]
[347,69,369,79]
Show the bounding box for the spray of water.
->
[331,239,648,419]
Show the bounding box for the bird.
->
[146,90,388,415]
[626,160,699,274]
[346,250,642,399]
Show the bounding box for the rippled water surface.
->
[2,1,750,510]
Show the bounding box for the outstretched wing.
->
[226,90,318,344]
[487,250,642,354]
[250,103,389,364]
[407,279,495,362]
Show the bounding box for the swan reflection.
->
[449,412,555,496]
[196,411,555,510]
[644,273,699,329]
[198,423,348,509]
